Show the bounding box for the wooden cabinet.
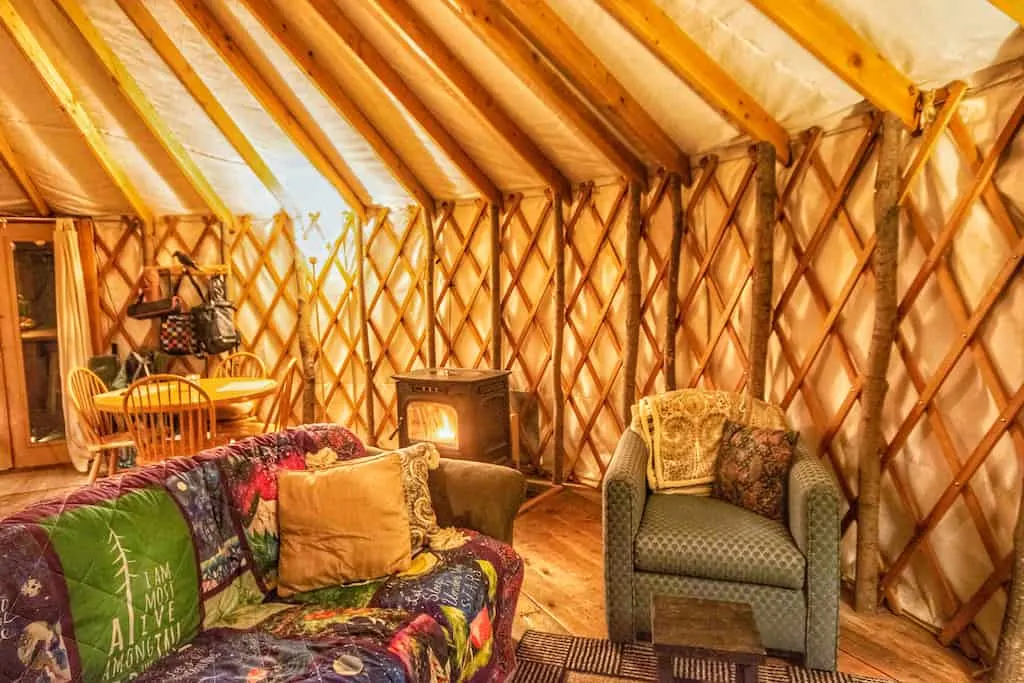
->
[0,221,68,469]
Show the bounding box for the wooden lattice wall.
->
[90,81,1023,659]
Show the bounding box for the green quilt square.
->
[41,487,200,681]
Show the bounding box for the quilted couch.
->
[604,391,841,671]
[0,424,526,682]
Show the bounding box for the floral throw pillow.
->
[382,443,442,553]
[712,420,798,521]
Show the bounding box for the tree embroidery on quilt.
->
[102,531,186,679]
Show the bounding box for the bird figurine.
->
[173,250,200,270]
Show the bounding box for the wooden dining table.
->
[92,377,278,414]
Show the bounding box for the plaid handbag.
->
[157,271,197,356]
[159,308,195,356]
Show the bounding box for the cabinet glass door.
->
[0,223,67,468]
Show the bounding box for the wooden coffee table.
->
[651,595,766,683]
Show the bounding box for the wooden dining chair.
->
[122,374,217,465]
[214,351,268,422]
[214,351,267,379]
[219,359,302,440]
[67,367,135,483]
[261,358,302,433]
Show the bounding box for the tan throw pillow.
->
[382,443,442,552]
[277,453,411,596]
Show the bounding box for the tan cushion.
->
[304,444,440,551]
[631,389,786,494]
[277,453,411,596]
[305,443,441,551]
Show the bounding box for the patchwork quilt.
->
[0,425,523,682]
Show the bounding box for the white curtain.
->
[55,217,93,472]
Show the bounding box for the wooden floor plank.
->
[515,488,606,638]
[513,592,571,641]
[0,464,88,517]
[838,600,976,682]
[835,651,891,679]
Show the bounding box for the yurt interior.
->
[0,0,1022,681]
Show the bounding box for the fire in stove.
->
[407,402,459,448]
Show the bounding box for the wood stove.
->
[393,368,512,465]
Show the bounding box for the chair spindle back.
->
[67,367,119,445]
[214,352,267,379]
[122,374,216,464]
[263,359,302,433]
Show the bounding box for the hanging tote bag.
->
[127,271,181,319]
[190,273,239,355]
[128,296,181,320]
[158,274,196,355]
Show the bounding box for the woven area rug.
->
[511,631,896,683]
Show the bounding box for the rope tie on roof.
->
[917,89,939,133]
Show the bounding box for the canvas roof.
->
[0,0,1021,217]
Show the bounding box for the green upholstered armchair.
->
[603,427,841,671]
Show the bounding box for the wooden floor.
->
[0,466,981,682]
[0,463,89,517]
[512,486,980,683]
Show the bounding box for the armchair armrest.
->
[428,459,526,544]
[788,441,841,670]
[603,429,649,641]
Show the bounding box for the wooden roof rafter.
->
[367,0,572,200]
[239,0,436,214]
[54,0,234,228]
[500,0,691,184]
[172,0,370,221]
[0,0,153,225]
[303,0,502,206]
[596,0,792,165]
[443,0,650,189]
[115,0,298,217]
[748,0,923,132]
[0,122,49,215]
